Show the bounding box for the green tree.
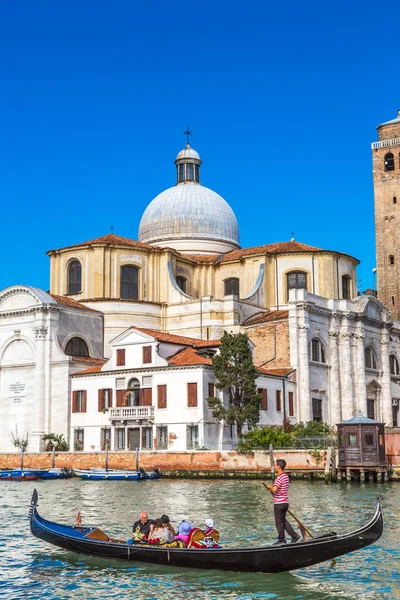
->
[238,426,293,452]
[42,433,69,452]
[10,424,29,452]
[207,332,261,438]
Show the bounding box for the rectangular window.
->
[101,427,111,450]
[348,433,357,446]
[367,398,375,420]
[98,389,112,411]
[276,390,282,412]
[115,428,125,450]
[288,392,294,417]
[312,398,322,422]
[187,383,198,407]
[393,403,399,427]
[157,384,167,409]
[156,426,168,450]
[311,339,319,362]
[116,349,125,366]
[143,346,152,364]
[364,433,374,446]
[208,382,215,398]
[142,427,153,449]
[258,388,268,411]
[73,390,86,413]
[142,375,152,387]
[74,428,84,451]
[116,377,126,389]
[186,425,199,450]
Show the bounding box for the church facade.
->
[1,117,400,453]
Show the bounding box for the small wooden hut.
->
[337,413,388,482]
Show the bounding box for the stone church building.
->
[1,118,400,452]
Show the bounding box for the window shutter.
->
[157,385,167,409]
[289,392,294,417]
[117,349,125,366]
[143,346,152,364]
[83,390,87,413]
[116,390,126,407]
[261,389,268,411]
[72,391,78,413]
[188,383,198,407]
[98,389,103,412]
[142,388,152,406]
[276,390,282,412]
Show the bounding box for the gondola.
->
[72,467,160,481]
[29,490,383,573]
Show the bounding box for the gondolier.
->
[267,459,300,545]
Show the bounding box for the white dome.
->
[138,183,240,252]
[176,145,201,160]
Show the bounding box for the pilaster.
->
[32,325,48,451]
[328,329,341,424]
[380,328,392,424]
[297,323,311,422]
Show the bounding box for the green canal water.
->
[0,478,398,599]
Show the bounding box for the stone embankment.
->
[0,449,326,479]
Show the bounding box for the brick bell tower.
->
[373,110,400,318]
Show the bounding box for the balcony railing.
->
[371,137,400,150]
[109,406,154,421]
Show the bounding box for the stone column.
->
[297,323,311,422]
[380,329,392,424]
[355,330,367,417]
[340,330,354,421]
[328,330,341,424]
[32,325,48,452]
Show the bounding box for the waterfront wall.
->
[0,449,324,477]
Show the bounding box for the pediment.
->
[0,286,56,311]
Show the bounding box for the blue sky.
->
[0,1,396,292]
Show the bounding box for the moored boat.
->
[29,489,383,573]
[1,470,41,481]
[72,467,160,481]
[30,468,72,480]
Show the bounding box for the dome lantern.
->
[175,142,202,184]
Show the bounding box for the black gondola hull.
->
[29,491,383,573]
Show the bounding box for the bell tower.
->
[373,110,400,318]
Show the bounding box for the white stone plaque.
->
[9,381,26,404]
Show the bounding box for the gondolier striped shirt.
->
[273,472,290,504]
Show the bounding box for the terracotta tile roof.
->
[243,310,289,326]
[168,347,213,366]
[179,241,340,265]
[50,294,99,312]
[71,357,107,364]
[132,327,221,348]
[48,233,158,253]
[258,367,294,377]
[73,365,104,374]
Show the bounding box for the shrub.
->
[238,426,293,452]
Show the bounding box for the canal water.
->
[0,478,398,599]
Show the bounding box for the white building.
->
[70,327,296,451]
[0,285,104,452]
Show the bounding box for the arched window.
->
[393,196,397,204]
[342,275,352,300]
[224,278,240,296]
[384,153,395,171]
[392,296,395,305]
[389,255,395,265]
[120,266,139,300]
[65,337,89,357]
[365,347,377,370]
[309,338,326,363]
[68,260,82,294]
[176,276,187,294]
[287,271,307,300]
[127,378,140,407]
[390,355,400,375]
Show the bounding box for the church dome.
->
[138,142,240,255]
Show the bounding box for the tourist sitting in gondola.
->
[132,511,154,541]
[160,514,176,537]
[147,519,174,544]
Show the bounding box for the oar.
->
[262,482,337,567]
